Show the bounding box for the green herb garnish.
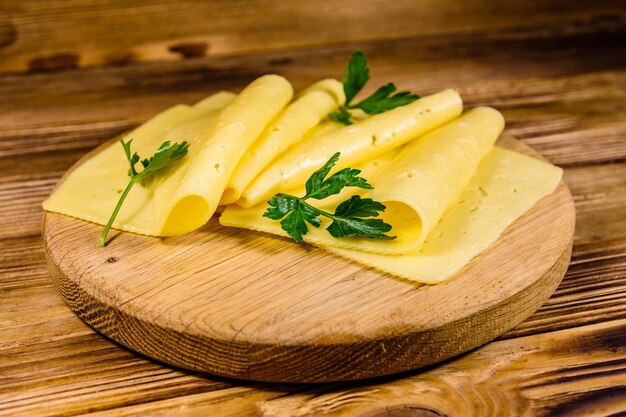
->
[329,50,420,125]
[263,152,395,242]
[98,139,189,247]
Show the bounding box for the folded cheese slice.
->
[221,107,504,255]
[327,148,563,284]
[43,101,227,235]
[194,91,236,110]
[43,75,293,236]
[239,89,463,208]
[221,79,345,205]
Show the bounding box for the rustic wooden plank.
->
[81,387,288,417]
[0,236,49,291]
[0,338,240,417]
[505,248,626,339]
[2,69,625,167]
[2,21,626,131]
[1,0,625,73]
[258,318,626,417]
[0,175,57,239]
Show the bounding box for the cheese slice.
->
[194,91,236,110]
[327,148,563,284]
[221,79,344,205]
[43,75,293,236]
[221,107,504,255]
[154,74,293,235]
[239,89,463,208]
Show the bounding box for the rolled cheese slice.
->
[194,91,236,110]
[43,75,293,236]
[352,106,505,253]
[155,74,293,234]
[220,79,344,205]
[326,148,563,284]
[221,107,504,255]
[238,89,463,208]
[42,100,227,235]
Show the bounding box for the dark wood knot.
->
[28,53,80,72]
[0,15,17,50]
[169,42,209,59]
[360,405,447,417]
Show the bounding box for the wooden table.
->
[2,1,626,415]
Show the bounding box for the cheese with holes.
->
[221,79,345,205]
[221,107,504,255]
[238,89,463,208]
[327,148,563,283]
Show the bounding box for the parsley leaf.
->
[139,141,189,177]
[329,51,420,125]
[351,83,419,115]
[326,195,394,239]
[280,201,321,243]
[98,139,189,247]
[263,152,395,242]
[328,106,353,125]
[342,50,370,105]
[122,139,140,177]
[334,195,387,218]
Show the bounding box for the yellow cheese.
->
[220,147,562,283]
[238,89,463,208]
[327,148,563,284]
[357,106,504,253]
[42,103,224,235]
[155,74,293,234]
[222,107,503,255]
[43,76,293,236]
[221,79,344,205]
[194,91,236,111]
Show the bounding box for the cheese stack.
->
[43,75,562,284]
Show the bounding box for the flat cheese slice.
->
[238,89,463,208]
[327,148,563,284]
[221,107,504,255]
[221,79,344,205]
[43,75,293,236]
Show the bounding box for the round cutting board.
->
[43,136,575,383]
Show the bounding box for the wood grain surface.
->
[42,137,574,383]
[2,0,626,414]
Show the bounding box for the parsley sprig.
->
[98,139,189,247]
[329,50,420,125]
[263,152,395,242]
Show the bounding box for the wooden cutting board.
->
[42,136,575,383]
